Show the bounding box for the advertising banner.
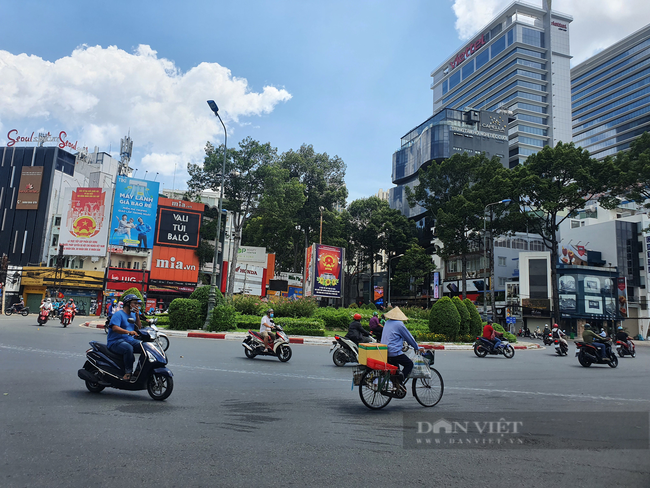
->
[313,244,344,299]
[303,245,314,297]
[237,246,267,264]
[433,272,440,299]
[558,243,587,265]
[109,176,159,248]
[149,246,200,284]
[16,166,44,210]
[617,277,628,318]
[105,267,148,292]
[373,286,384,307]
[232,263,265,296]
[59,187,112,256]
[155,197,204,248]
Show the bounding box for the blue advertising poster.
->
[109,176,159,248]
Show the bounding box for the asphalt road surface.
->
[1,315,649,487]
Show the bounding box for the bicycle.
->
[355,349,444,410]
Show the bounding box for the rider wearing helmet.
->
[345,313,372,345]
[616,325,633,348]
[552,323,567,348]
[260,309,276,351]
[107,294,143,380]
[582,323,609,360]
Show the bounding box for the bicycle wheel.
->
[359,369,392,410]
[412,368,444,407]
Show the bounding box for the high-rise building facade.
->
[429,1,572,168]
[571,24,650,159]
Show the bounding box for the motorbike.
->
[554,338,569,356]
[37,308,50,325]
[77,324,173,401]
[60,307,74,327]
[242,324,292,362]
[5,304,30,316]
[616,339,636,358]
[330,334,375,367]
[473,337,515,359]
[575,339,618,368]
[543,331,553,346]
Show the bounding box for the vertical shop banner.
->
[16,166,44,209]
[374,286,384,307]
[109,177,159,248]
[433,272,440,299]
[59,187,112,256]
[313,244,344,298]
[303,245,314,297]
[617,277,628,318]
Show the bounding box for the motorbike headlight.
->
[147,351,156,363]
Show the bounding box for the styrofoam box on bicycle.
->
[358,343,387,366]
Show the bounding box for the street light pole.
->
[387,253,404,308]
[204,100,228,330]
[483,199,511,321]
[319,206,324,244]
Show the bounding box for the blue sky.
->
[1,0,648,202]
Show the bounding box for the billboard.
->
[149,246,200,284]
[558,243,587,265]
[16,166,44,210]
[155,197,204,248]
[105,267,148,292]
[59,187,112,256]
[313,244,344,299]
[109,176,159,248]
[303,245,314,297]
[232,263,265,295]
[617,277,628,318]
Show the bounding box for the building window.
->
[118,260,126,268]
[491,35,506,58]
[499,277,508,286]
[133,261,140,270]
[54,217,61,226]
[498,256,507,266]
[449,70,461,90]
[571,220,580,228]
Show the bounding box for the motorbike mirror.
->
[128,318,135,324]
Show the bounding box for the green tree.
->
[187,137,278,298]
[392,242,436,297]
[429,296,461,340]
[513,142,611,324]
[464,298,483,337]
[604,132,650,211]
[452,296,470,336]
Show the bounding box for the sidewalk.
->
[82,320,543,350]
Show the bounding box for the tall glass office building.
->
[430,1,572,168]
[571,24,650,159]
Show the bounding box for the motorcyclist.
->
[40,298,54,317]
[599,328,607,338]
[552,323,567,348]
[582,323,609,360]
[543,323,551,337]
[61,299,77,323]
[260,309,276,351]
[346,313,372,345]
[368,311,383,341]
[107,294,143,381]
[13,296,25,312]
[616,326,633,350]
[482,320,503,351]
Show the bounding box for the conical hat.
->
[384,306,408,321]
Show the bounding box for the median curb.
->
[80,321,542,350]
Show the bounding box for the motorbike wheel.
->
[631,350,636,358]
[63,319,69,328]
[618,350,624,358]
[244,346,257,359]
[84,370,105,393]
[21,309,29,316]
[412,368,444,407]
[277,345,292,362]
[104,323,110,334]
[4,309,12,316]
[503,345,515,359]
[147,373,174,401]
[359,369,392,410]
[158,334,170,352]
[332,348,348,367]
[578,351,591,367]
[473,344,488,358]
[608,354,619,368]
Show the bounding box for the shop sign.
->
[150,246,200,284]
[449,33,487,70]
[6,129,79,149]
[155,207,202,248]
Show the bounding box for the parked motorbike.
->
[37,309,50,326]
[473,337,515,359]
[77,322,173,400]
[575,339,618,368]
[330,334,375,366]
[60,307,74,327]
[242,324,292,362]
[554,338,569,356]
[616,339,636,358]
[5,304,29,316]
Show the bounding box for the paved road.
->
[1,315,649,487]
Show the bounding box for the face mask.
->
[270,313,274,318]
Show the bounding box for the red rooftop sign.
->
[449,33,487,70]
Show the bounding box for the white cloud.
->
[451,0,650,64]
[0,44,292,176]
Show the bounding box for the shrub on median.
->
[452,297,470,336]
[208,305,237,332]
[168,298,202,331]
[429,296,460,340]
[190,286,225,323]
[464,298,483,338]
[492,323,517,343]
[313,307,350,330]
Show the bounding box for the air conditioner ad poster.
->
[59,187,112,256]
[313,244,344,299]
[109,176,159,248]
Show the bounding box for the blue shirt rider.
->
[107,294,143,381]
